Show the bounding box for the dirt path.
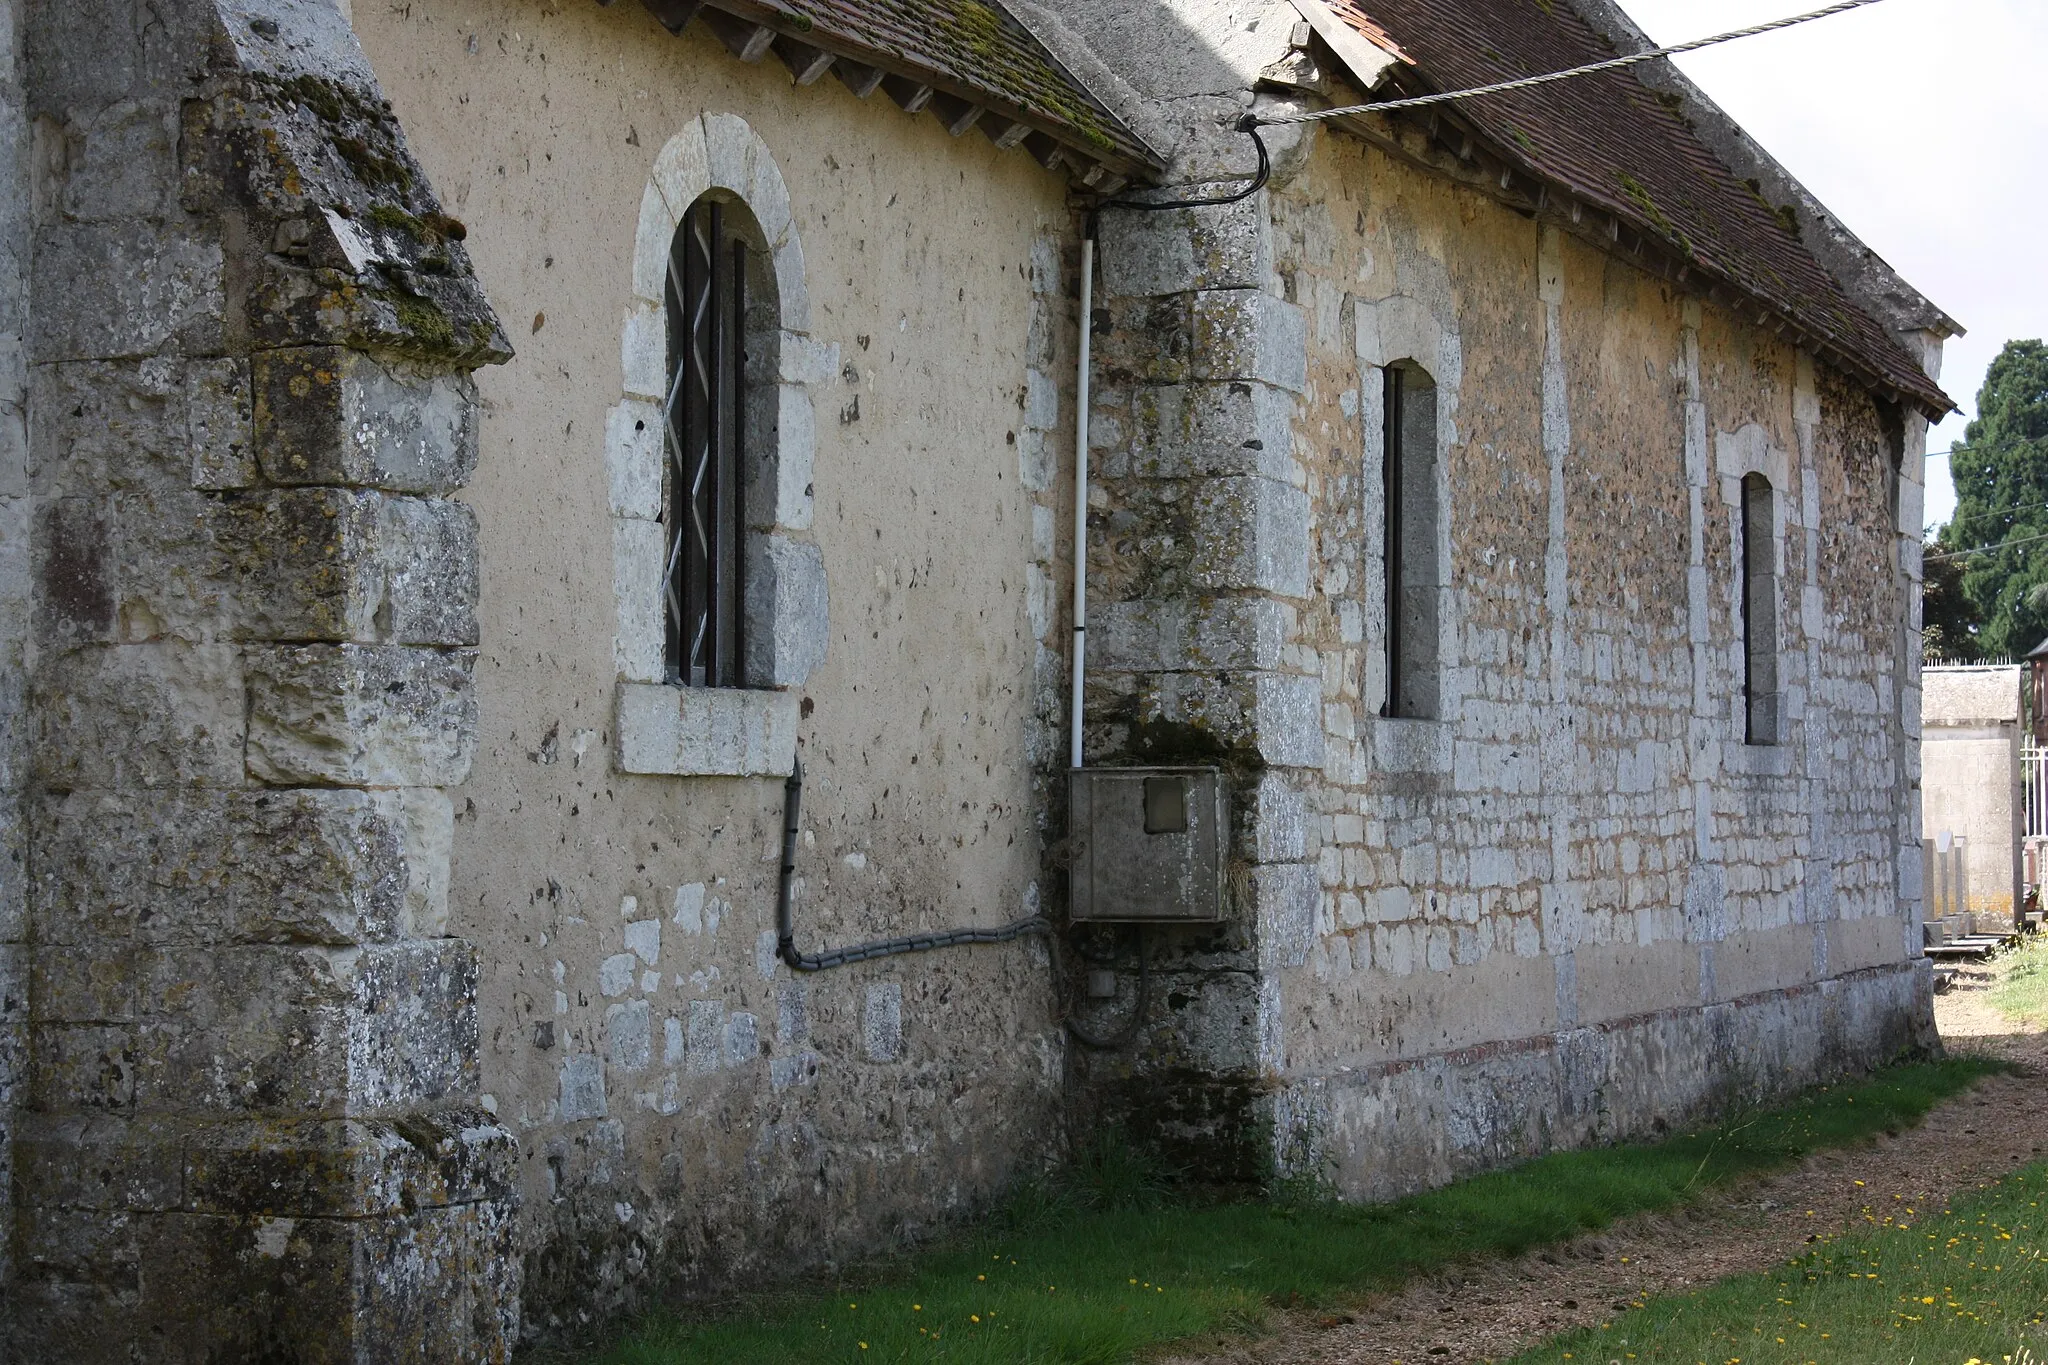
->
[1163,968,2048,1365]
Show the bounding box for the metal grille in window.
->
[664,199,747,688]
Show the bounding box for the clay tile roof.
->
[1329,0,1954,417]
[645,0,1160,178]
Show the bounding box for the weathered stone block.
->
[218,489,477,646]
[1123,381,1296,482]
[9,1113,186,1213]
[1254,862,1319,970]
[181,1109,517,1217]
[1190,476,1311,597]
[0,340,25,497]
[0,497,27,652]
[615,681,799,778]
[30,940,479,1114]
[372,495,479,646]
[753,383,815,531]
[24,0,220,113]
[606,999,651,1071]
[606,399,662,521]
[1092,596,1290,673]
[51,1199,519,1364]
[31,787,423,947]
[1191,290,1307,393]
[393,787,454,937]
[1095,294,1192,386]
[44,98,183,223]
[245,644,476,788]
[1135,670,1324,769]
[32,495,115,644]
[612,514,665,684]
[558,1053,606,1121]
[39,484,475,646]
[743,533,827,688]
[32,642,245,790]
[1251,673,1326,769]
[254,347,478,493]
[863,982,902,1062]
[28,357,252,497]
[1250,771,1311,864]
[347,939,483,1111]
[29,221,224,361]
[1099,194,1271,297]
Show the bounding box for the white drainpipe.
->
[1070,230,1095,771]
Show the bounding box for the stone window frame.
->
[1355,294,1463,775]
[611,114,834,778]
[1716,422,1795,775]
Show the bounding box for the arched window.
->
[1382,361,1441,720]
[663,194,774,688]
[1740,471,1781,745]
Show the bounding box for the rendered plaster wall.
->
[1077,119,1935,1193]
[350,0,1080,1328]
[1920,667,2023,927]
[1266,132,1936,1193]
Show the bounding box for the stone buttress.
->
[1074,186,1318,1179]
[8,0,518,1357]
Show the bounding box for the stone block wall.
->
[1076,117,1939,1192]
[0,0,28,1315]
[1261,136,1938,1192]
[7,0,518,1357]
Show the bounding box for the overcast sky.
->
[1618,0,2047,535]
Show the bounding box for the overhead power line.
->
[1930,502,2048,537]
[1925,530,2048,565]
[1935,495,2048,532]
[1254,0,1892,128]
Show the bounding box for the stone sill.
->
[615,681,798,777]
[1722,740,1795,778]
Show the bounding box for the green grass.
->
[579,1059,2001,1365]
[1991,932,2048,1026]
[1507,1162,2048,1365]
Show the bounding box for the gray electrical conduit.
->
[771,758,1147,1048]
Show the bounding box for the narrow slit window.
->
[1740,471,1780,745]
[664,197,748,688]
[1381,362,1441,720]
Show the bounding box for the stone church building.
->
[0,0,1956,1354]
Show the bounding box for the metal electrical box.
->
[1068,767,1228,923]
